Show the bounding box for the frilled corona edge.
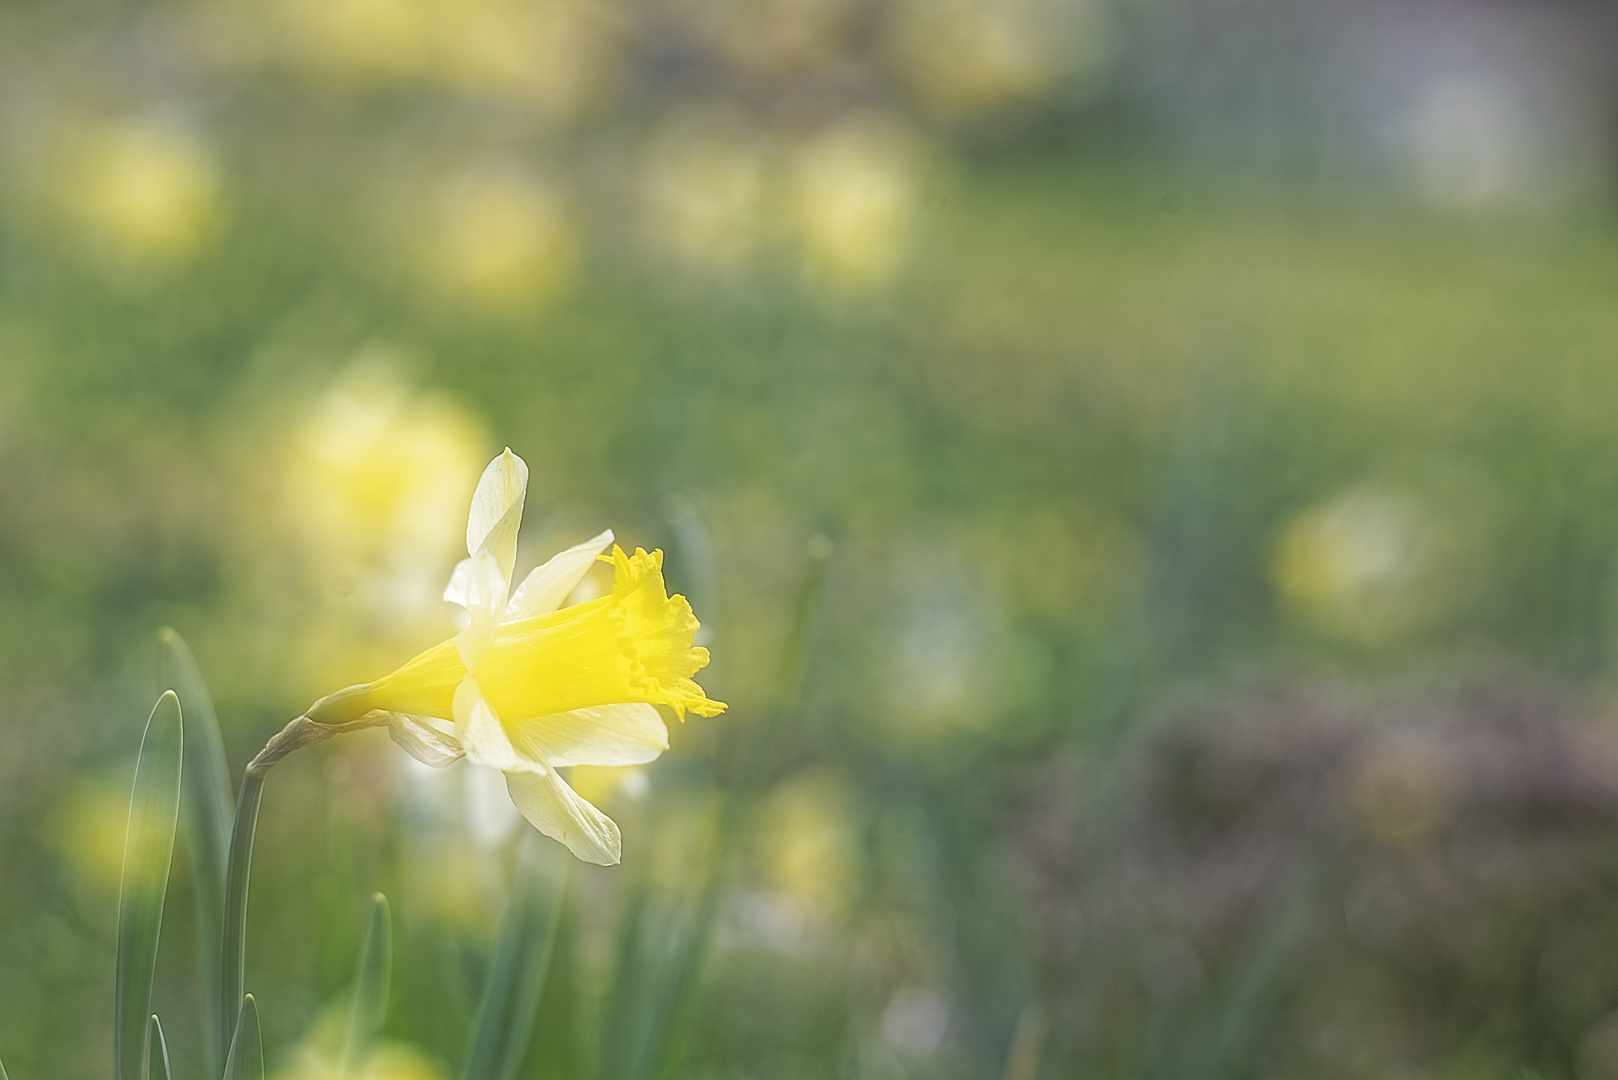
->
[306,545,726,727]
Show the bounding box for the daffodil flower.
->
[279,449,724,865]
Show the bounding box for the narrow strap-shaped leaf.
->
[598,871,721,1080]
[664,496,721,649]
[116,692,183,1080]
[159,628,234,1072]
[596,882,650,1080]
[528,899,582,1080]
[223,995,264,1080]
[1,1052,10,1080]
[635,882,720,1080]
[727,536,833,790]
[219,772,265,1065]
[461,843,566,1080]
[340,893,393,1079]
[145,1015,172,1080]
[773,535,833,712]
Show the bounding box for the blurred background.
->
[7,0,1618,1077]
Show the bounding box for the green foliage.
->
[461,842,564,1080]
[219,774,265,1069]
[146,1016,172,1080]
[223,997,264,1080]
[159,627,235,1070]
[115,692,182,1080]
[341,893,393,1079]
[597,880,720,1080]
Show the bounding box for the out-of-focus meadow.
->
[9,0,1618,1077]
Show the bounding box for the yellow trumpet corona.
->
[315,546,721,725]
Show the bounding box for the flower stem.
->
[218,712,385,1071]
[247,714,383,772]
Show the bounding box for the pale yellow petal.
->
[385,713,464,768]
[505,528,614,620]
[453,675,541,774]
[444,549,506,672]
[466,448,528,583]
[505,768,622,865]
[511,703,668,768]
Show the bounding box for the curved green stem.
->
[217,712,387,1073]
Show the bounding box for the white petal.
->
[453,676,542,774]
[445,550,506,672]
[505,769,622,865]
[506,529,615,620]
[464,766,521,846]
[385,713,464,768]
[511,703,668,768]
[466,449,528,584]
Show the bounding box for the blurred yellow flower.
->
[303,449,725,864]
[757,772,856,920]
[52,779,133,894]
[268,0,616,112]
[288,361,486,582]
[694,0,855,78]
[1274,485,1447,644]
[426,168,577,309]
[642,116,770,270]
[274,1001,444,1080]
[887,0,1100,119]
[60,119,221,263]
[277,361,488,697]
[793,118,920,291]
[404,833,491,929]
[276,0,433,82]
[644,789,725,895]
[567,763,649,807]
[1352,736,1455,850]
[432,0,619,117]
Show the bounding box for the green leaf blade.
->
[219,773,265,1071]
[461,841,565,1080]
[597,871,721,1080]
[223,995,264,1080]
[146,1015,172,1080]
[341,893,393,1079]
[159,627,235,1069]
[116,691,184,1080]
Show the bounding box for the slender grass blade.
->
[664,495,721,651]
[725,536,833,791]
[219,773,265,1067]
[1,1054,9,1080]
[116,691,183,1080]
[341,893,393,1079]
[597,882,647,1080]
[773,535,833,713]
[1190,859,1317,1080]
[598,877,719,1080]
[529,899,582,1080]
[145,1015,172,1080]
[159,627,234,1070]
[632,888,719,1080]
[223,996,264,1080]
[461,841,565,1080]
